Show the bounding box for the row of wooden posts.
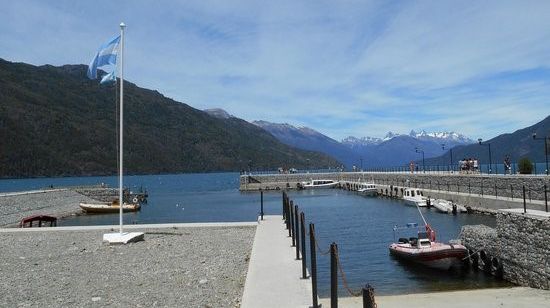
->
[280,191,376,308]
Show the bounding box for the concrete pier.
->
[241,215,313,308]
[375,184,549,213]
[241,172,549,212]
[240,172,549,200]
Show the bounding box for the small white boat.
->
[431,199,467,214]
[432,199,453,213]
[300,179,339,189]
[357,183,377,196]
[79,201,140,213]
[403,188,427,207]
[455,204,467,213]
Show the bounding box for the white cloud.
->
[1,0,549,141]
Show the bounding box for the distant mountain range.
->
[253,119,475,168]
[251,120,358,168]
[426,115,550,167]
[0,59,339,178]
[342,130,473,147]
[254,116,550,169]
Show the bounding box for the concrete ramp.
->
[241,215,312,308]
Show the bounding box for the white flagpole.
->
[119,22,125,234]
[104,23,142,244]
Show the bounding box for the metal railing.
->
[362,162,549,175]
[244,162,549,176]
[244,168,342,176]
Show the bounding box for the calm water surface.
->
[0,173,510,295]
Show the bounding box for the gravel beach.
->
[0,190,101,227]
[0,226,255,307]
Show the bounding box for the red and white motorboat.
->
[389,224,468,270]
[389,199,468,270]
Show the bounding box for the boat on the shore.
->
[431,199,467,214]
[300,179,339,189]
[403,188,427,207]
[79,200,140,213]
[20,215,57,228]
[357,183,377,196]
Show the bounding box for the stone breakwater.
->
[74,187,119,202]
[460,213,550,289]
[0,226,255,307]
[241,172,549,200]
[0,187,117,227]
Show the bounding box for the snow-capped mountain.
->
[253,119,479,168]
[339,130,474,167]
[341,136,383,147]
[383,131,402,141]
[253,119,476,169]
[343,130,473,147]
[409,130,474,144]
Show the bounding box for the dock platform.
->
[241,215,313,308]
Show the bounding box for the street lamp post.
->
[441,144,454,173]
[415,147,425,173]
[478,138,492,174]
[532,132,549,175]
[360,157,363,172]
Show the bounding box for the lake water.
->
[0,172,510,295]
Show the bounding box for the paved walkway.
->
[241,215,313,308]
[320,287,550,307]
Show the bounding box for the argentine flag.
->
[100,71,116,84]
[87,35,121,81]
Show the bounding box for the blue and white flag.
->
[100,71,116,84]
[87,35,121,80]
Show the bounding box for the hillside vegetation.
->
[0,59,339,177]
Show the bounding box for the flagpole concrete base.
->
[103,232,144,244]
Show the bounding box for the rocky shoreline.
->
[0,189,105,227]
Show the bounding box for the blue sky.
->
[1,1,550,141]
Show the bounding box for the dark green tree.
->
[518,157,533,174]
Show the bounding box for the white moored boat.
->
[431,199,467,214]
[79,201,140,214]
[432,199,453,213]
[403,188,427,207]
[357,183,377,196]
[300,179,339,189]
